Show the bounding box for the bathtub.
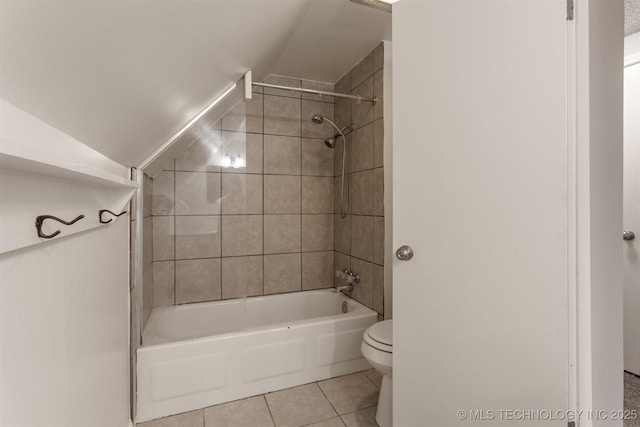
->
[136,289,378,422]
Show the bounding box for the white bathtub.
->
[136,289,378,422]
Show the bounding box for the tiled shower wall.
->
[148,76,338,309]
[143,43,385,319]
[333,43,385,317]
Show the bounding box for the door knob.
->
[396,245,414,261]
[624,230,635,241]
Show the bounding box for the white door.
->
[392,1,570,425]
[623,51,640,376]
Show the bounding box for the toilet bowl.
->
[361,320,392,427]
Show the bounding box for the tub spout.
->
[336,284,353,294]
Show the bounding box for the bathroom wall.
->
[149,76,336,307]
[142,174,154,324]
[333,43,385,318]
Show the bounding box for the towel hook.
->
[99,209,127,224]
[35,214,85,239]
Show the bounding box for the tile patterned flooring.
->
[625,371,640,427]
[138,370,640,427]
[137,369,382,427]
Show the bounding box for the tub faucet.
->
[336,284,353,294]
[335,269,359,294]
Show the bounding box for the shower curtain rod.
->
[252,82,377,104]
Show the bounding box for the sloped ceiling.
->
[0,0,391,167]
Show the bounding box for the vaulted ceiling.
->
[0,0,391,166]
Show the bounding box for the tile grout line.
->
[314,381,341,421]
[262,394,277,427]
[262,90,266,297]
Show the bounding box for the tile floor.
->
[625,371,640,427]
[137,369,382,427]
[138,370,640,427]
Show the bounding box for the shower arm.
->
[252,82,377,104]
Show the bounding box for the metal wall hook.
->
[35,214,85,239]
[99,209,127,224]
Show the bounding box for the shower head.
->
[325,137,337,149]
[310,115,342,134]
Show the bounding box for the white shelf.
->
[0,100,138,254]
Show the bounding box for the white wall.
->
[575,0,625,422]
[0,102,132,427]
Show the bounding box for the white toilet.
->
[361,319,392,427]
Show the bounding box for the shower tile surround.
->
[333,44,385,316]
[145,44,385,320]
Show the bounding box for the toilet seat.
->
[364,320,393,353]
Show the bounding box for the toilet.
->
[361,320,392,427]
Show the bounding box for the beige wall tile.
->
[204,395,273,427]
[350,257,373,309]
[221,100,247,133]
[152,171,174,215]
[221,96,263,135]
[264,253,301,294]
[152,261,174,307]
[175,216,221,259]
[264,215,301,254]
[302,100,334,139]
[142,265,153,327]
[137,408,204,427]
[143,174,153,217]
[264,134,301,175]
[333,137,347,179]
[175,133,223,172]
[130,287,139,353]
[373,70,383,121]
[264,95,301,137]
[302,176,334,214]
[221,174,263,215]
[352,77,374,130]
[352,51,374,89]
[152,216,174,261]
[175,172,221,215]
[175,258,221,304]
[265,383,336,426]
[351,215,373,262]
[333,175,343,215]
[222,215,263,256]
[334,214,351,254]
[130,219,137,290]
[334,98,352,133]
[334,251,351,286]
[263,75,302,98]
[373,264,384,315]
[302,80,334,103]
[373,42,384,72]
[373,118,384,168]
[302,251,334,290]
[143,216,153,269]
[373,216,384,266]
[318,372,378,415]
[350,170,373,216]
[335,70,352,95]
[264,175,301,214]
[350,123,373,173]
[302,214,334,252]
[221,132,263,174]
[302,138,334,177]
[373,168,384,216]
[246,93,264,134]
[221,256,263,299]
